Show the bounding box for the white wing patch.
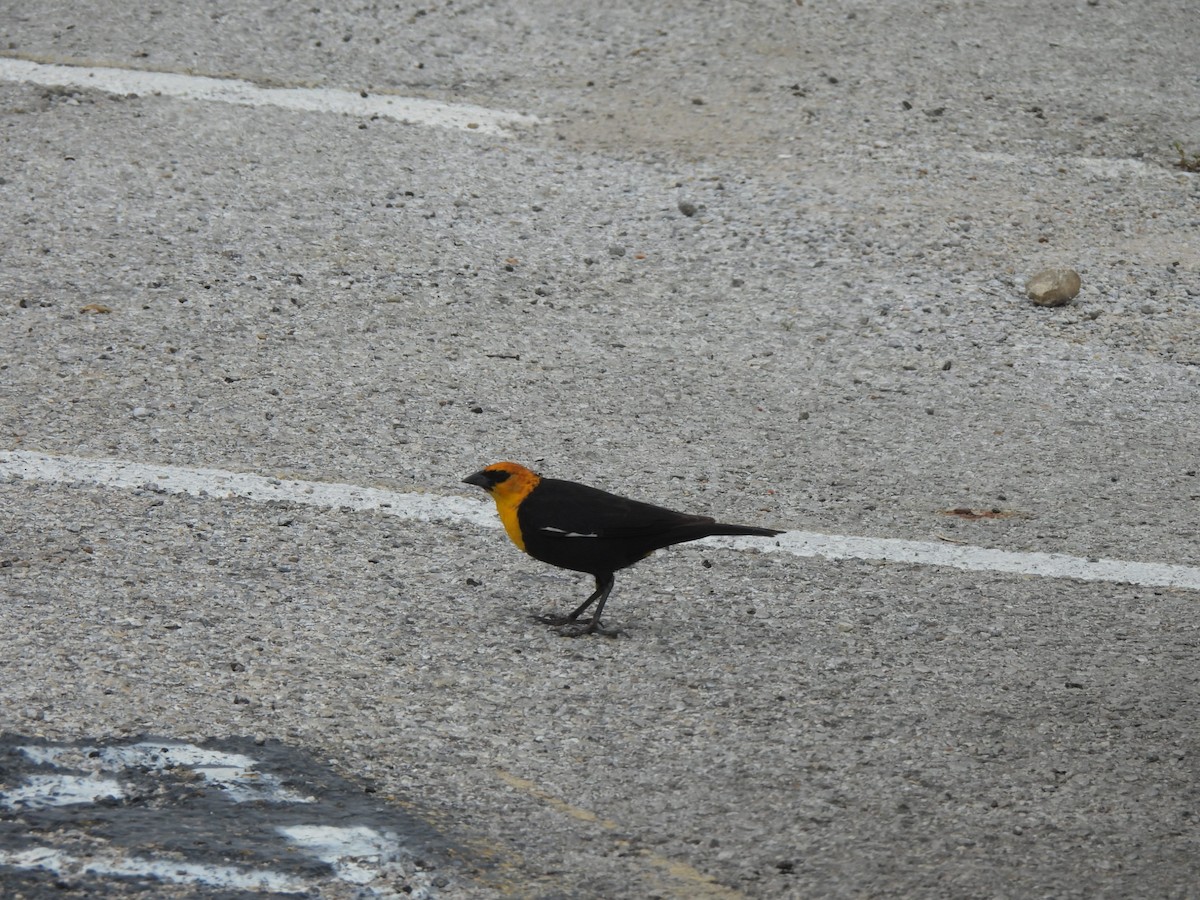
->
[540,526,600,538]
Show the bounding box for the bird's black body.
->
[518,477,777,576]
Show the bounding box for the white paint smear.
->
[93,742,316,803]
[21,741,256,771]
[3,448,1200,592]
[17,741,314,804]
[279,825,436,900]
[0,774,124,810]
[281,825,399,885]
[0,847,308,894]
[0,56,539,134]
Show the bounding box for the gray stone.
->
[1026,268,1082,307]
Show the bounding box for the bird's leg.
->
[535,574,607,624]
[583,573,615,633]
[534,573,618,637]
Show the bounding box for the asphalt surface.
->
[2,1,1199,897]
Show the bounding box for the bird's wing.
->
[521,478,713,541]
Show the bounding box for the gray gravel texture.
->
[2,0,1199,897]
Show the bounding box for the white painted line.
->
[0,847,308,894]
[707,532,1200,591]
[0,56,539,134]
[969,149,1166,179]
[3,448,1200,592]
[0,448,496,529]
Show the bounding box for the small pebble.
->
[678,200,698,217]
[607,244,626,258]
[131,406,152,419]
[1026,268,1081,306]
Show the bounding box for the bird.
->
[463,461,782,635]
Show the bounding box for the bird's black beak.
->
[463,470,492,490]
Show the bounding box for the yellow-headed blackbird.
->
[463,461,782,635]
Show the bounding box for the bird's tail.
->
[644,520,781,556]
[705,523,783,539]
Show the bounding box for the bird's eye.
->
[489,470,512,485]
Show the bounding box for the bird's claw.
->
[533,613,580,627]
[532,614,619,638]
[556,622,620,638]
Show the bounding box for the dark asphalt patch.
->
[0,734,464,898]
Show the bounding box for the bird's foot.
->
[556,621,620,638]
[533,612,581,627]
[532,613,619,638]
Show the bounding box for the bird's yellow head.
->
[463,462,542,551]
[463,461,541,500]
